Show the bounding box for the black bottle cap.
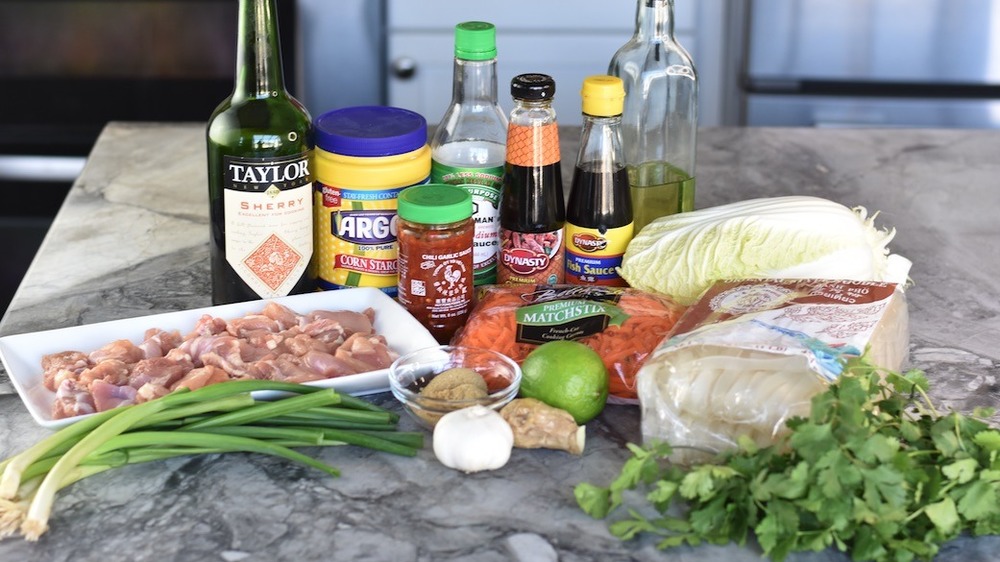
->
[511,73,556,101]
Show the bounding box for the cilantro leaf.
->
[956,480,999,520]
[924,497,959,535]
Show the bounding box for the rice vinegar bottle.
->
[430,21,508,286]
[609,0,698,233]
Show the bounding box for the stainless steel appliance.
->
[0,0,299,315]
[742,0,1000,128]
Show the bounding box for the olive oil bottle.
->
[206,0,314,305]
[609,0,698,232]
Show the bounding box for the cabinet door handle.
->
[392,57,417,79]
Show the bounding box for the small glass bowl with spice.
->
[388,345,522,429]
[395,183,476,344]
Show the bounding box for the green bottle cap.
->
[397,184,473,225]
[454,21,497,61]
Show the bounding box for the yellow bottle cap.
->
[580,75,625,117]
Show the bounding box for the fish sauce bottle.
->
[609,0,698,233]
[206,0,314,305]
[497,73,565,286]
[565,75,633,286]
[430,21,508,286]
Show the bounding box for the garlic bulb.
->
[433,405,513,473]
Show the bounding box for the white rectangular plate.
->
[0,288,436,429]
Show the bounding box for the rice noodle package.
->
[636,278,909,464]
[451,285,685,402]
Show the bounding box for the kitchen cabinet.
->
[386,0,726,127]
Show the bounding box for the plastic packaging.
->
[312,106,431,296]
[636,278,910,465]
[450,284,685,402]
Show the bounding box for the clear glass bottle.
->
[565,76,633,286]
[430,21,508,286]
[206,0,314,305]
[609,0,697,232]
[497,73,565,286]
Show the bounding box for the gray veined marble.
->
[0,123,998,561]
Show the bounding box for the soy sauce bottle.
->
[497,73,565,285]
[565,75,633,286]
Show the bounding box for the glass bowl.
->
[388,345,522,429]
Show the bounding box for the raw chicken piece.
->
[238,328,287,351]
[297,350,359,378]
[302,308,374,337]
[261,301,301,330]
[253,355,329,383]
[78,359,131,387]
[52,379,97,419]
[335,333,396,371]
[136,382,172,403]
[88,339,145,365]
[281,332,335,356]
[298,316,346,345]
[139,329,182,359]
[128,357,194,390]
[170,365,231,392]
[227,314,282,338]
[41,351,90,391]
[187,314,228,338]
[90,379,138,411]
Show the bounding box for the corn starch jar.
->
[396,184,474,343]
[313,106,431,296]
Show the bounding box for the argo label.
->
[564,223,633,286]
[314,181,426,295]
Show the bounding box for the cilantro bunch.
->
[575,360,1000,561]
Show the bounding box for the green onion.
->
[0,380,418,542]
[179,389,342,430]
[275,406,395,425]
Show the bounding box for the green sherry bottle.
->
[206,0,314,305]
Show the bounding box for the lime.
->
[519,340,609,424]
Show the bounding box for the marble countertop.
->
[1,122,998,561]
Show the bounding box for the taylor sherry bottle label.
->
[223,152,312,298]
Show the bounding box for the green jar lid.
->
[455,21,496,61]
[397,184,472,224]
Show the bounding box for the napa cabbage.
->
[618,196,912,305]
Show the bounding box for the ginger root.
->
[500,398,585,455]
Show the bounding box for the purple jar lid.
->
[314,106,427,157]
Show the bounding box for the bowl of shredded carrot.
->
[388,345,522,429]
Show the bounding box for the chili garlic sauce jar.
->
[396,184,475,343]
[313,106,431,296]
